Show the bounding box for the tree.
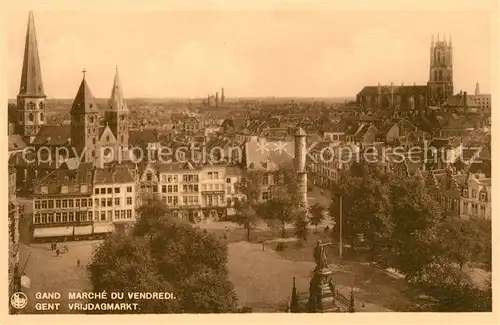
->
[309,202,325,232]
[329,163,392,258]
[261,168,301,237]
[88,200,238,313]
[294,208,309,244]
[232,199,259,241]
[389,174,443,281]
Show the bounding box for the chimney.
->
[463,91,468,108]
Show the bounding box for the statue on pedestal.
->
[314,239,332,271]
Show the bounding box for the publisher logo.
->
[10,292,28,309]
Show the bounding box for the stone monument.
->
[306,239,340,312]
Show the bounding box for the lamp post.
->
[339,195,343,259]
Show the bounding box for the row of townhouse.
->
[459,173,491,220]
[32,164,136,240]
[134,162,244,222]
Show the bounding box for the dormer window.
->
[61,186,68,194]
[480,192,486,201]
[462,189,468,197]
[41,186,48,194]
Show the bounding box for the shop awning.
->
[33,226,73,238]
[74,225,93,236]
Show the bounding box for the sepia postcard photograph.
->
[2,0,498,324]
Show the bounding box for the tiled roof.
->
[36,167,94,195]
[244,139,294,170]
[8,134,27,151]
[358,85,428,96]
[94,165,135,184]
[129,129,159,146]
[32,125,71,146]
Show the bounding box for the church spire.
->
[18,11,45,97]
[108,66,128,111]
[71,72,99,114]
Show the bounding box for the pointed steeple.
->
[71,72,100,114]
[108,66,128,111]
[431,34,435,47]
[448,34,452,47]
[18,11,45,97]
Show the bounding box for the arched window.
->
[39,102,44,110]
[40,113,44,122]
[434,71,438,81]
[28,113,34,122]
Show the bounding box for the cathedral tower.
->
[17,11,46,143]
[104,67,129,160]
[427,34,454,105]
[70,71,101,164]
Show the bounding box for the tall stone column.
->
[294,127,308,208]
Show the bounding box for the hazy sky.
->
[5,3,496,98]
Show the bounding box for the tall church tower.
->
[104,67,129,160]
[17,11,46,143]
[427,34,454,105]
[70,71,101,165]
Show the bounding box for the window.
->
[100,188,106,194]
[75,199,80,208]
[480,192,486,201]
[161,175,167,182]
[183,196,188,205]
[101,198,106,207]
[153,185,158,193]
[262,174,269,185]
[127,186,132,193]
[81,199,87,207]
[115,211,120,219]
[94,211,99,221]
[480,206,486,218]
[472,189,476,198]
[41,201,47,209]
[68,199,74,208]
[88,199,92,207]
[48,213,54,223]
[462,189,468,197]
[95,188,99,194]
[69,212,75,222]
[95,199,99,207]
[62,200,67,208]
[162,185,167,193]
[100,211,106,221]
[35,200,40,209]
[127,197,132,205]
[173,196,178,205]
[147,173,152,181]
[55,200,61,208]
[114,187,120,193]
[107,188,112,194]
[167,196,173,205]
[226,178,231,183]
[107,198,112,207]
[34,214,40,224]
[214,172,219,179]
[262,191,270,201]
[127,210,132,219]
[121,210,126,219]
[48,200,54,209]
[55,212,61,223]
[115,198,120,206]
[28,113,34,122]
[62,212,68,222]
[208,172,213,179]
